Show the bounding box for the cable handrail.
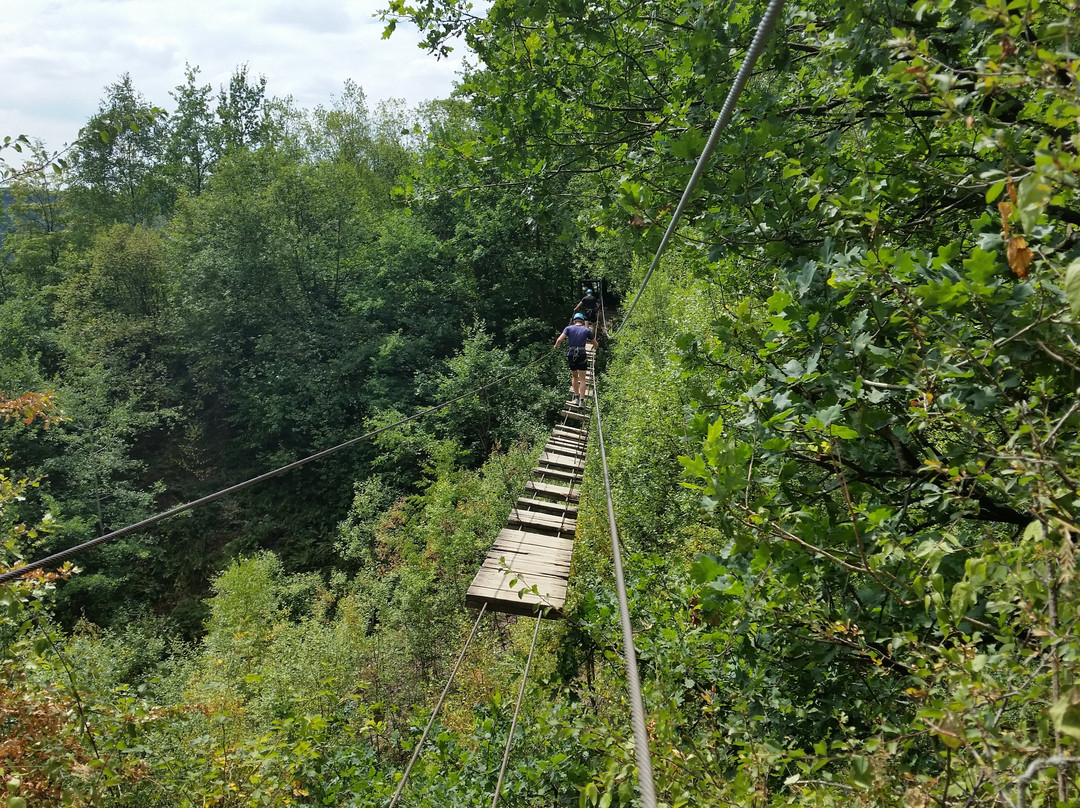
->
[0,347,558,585]
[614,0,786,337]
[490,614,544,808]
[387,603,488,808]
[592,372,658,808]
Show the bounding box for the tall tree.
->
[215,64,270,153]
[166,64,217,196]
[68,73,171,227]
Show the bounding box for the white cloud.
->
[0,0,468,155]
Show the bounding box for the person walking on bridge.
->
[555,312,598,407]
[573,288,599,328]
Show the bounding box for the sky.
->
[0,0,471,161]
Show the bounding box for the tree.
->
[166,64,217,196]
[68,73,172,226]
[215,64,270,153]
[305,79,373,165]
[0,143,71,300]
[388,0,1080,803]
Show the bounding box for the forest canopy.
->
[3,0,1080,805]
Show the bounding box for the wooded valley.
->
[2,0,1080,805]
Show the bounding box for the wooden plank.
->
[532,466,582,482]
[490,528,574,553]
[465,588,562,617]
[546,447,583,460]
[481,555,571,575]
[554,422,586,433]
[486,555,573,574]
[559,409,587,421]
[550,430,586,442]
[538,456,585,473]
[488,549,573,569]
[490,538,573,558]
[507,505,576,525]
[471,567,568,592]
[487,559,572,580]
[468,546,570,598]
[552,426,586,439]
[524,481,579,502]
[491,537,574,559]
[538,451,585,470]
[466,583,552,605]
[466,582,555,605]
[548,433,585,444]
[469,571,567,603]
[549,429,586,441]
[507,509,576,534]
[513,497,579,517]
[486,535,566,553]
[487,535,574,556]
[548,440,585,451]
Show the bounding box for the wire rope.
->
[0,347,558,585]
[614,0,787,337]
[388,603,488,808]
[592,374,657,808]
[490,614,543,808]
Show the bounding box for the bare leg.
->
[573,369,587,398]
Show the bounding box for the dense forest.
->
[2,0,1080,805]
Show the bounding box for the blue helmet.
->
[573,312,585,320]
[586,289,593,294]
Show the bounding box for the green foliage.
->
[373,0,1080,802]
[13,0,1080,803]
[68,73,173,227]
[424,325,562,461]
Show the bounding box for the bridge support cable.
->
[592,376,658,808]
[0,348,557,586]
[614,0,787,337]
[490,614,544,808]
[388,603,488,808]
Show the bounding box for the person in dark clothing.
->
[554,312,598,407]
[573,289,599,328]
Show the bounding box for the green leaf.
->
[850,756,872,788]
[690,554,724,584]
[767,290,792,313]
[1050,689,1080,740]
[1065,258,1080,320]
[1017,172,1053,233]
[963,248,999,285]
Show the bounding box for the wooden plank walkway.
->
[466,343,595,618]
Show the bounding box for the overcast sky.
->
[0,0,471,160]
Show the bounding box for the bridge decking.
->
[465,344,595,617]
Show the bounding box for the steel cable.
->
[490,614,543,808]
[614,0,787,337]
[0,347,558,585]
[388,603,488,808]
[592,374,657,808]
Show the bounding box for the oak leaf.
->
[1006,236,1033,279]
